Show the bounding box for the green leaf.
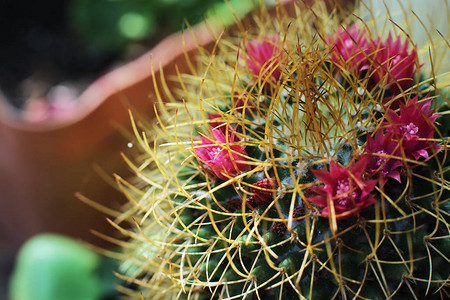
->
[10,234,103,300]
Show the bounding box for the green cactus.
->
[106,1,449,299]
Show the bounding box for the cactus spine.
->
[109,1,450,299]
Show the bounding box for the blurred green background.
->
[70,0,221,53]
[69,0,257,53]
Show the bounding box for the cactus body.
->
[110,1,450,299]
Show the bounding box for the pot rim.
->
[0,22,217,132]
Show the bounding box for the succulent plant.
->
[106,1,450,299]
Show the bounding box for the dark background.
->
[0,0,104,108]
[0,0,226,108]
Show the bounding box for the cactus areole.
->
[109,2,449,299]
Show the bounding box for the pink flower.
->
[328,27,417,96]
[308,157,377,219]
[384,95,441,160]
[328,24,371,73]
[364,131,403,182]
[371,34,417,94]
[244,35,283,84]
[194,128,249,180]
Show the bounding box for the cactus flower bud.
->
[251,178,278,205]
[226,197,243,211]
[292,206,305,218]
[270,221,287,234]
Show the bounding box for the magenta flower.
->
[328,24,371,73]
[371,34,417,94]
[384,95,440,160]
[194,128,249,180]
[329,26,417,97]
[308,157,377,219]
[364,131,403,182]
[244,35,283,84]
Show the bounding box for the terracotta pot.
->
[0,22,217,251]
[0,0,355,252]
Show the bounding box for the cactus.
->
[108,1,450,299]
